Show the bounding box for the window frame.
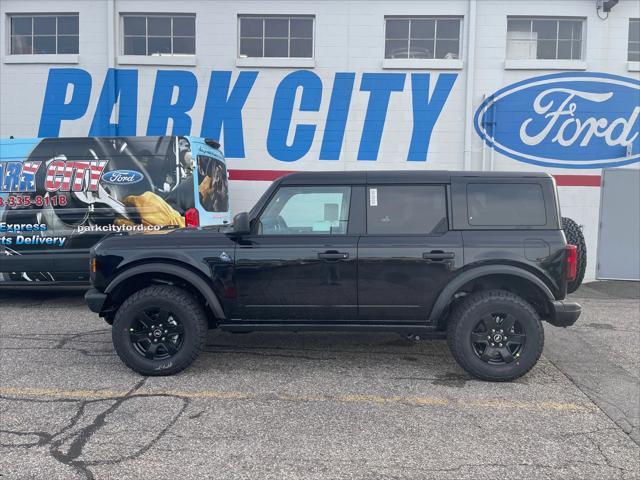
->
[8,13,79,56]
[629,18,640,63]
[255,185,353,237]
[364,184,450,237]
[237,14,315,61]
[383,16,463,61]
[120,13,196,57]
[506,16,586,62]
[465,183,547,228]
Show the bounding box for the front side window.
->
[385,17,462,59]
[239,16,314,58]
[122,14,195,55]
[10,14,79,55]
[259,186,350,235]
[507,17,584,60]
[629,19,640,62]
[467,184,547,226]
[367,185,447,235]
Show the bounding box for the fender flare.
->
[427,265,555,323]
[105,263,225,320]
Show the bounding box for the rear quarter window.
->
[467,183,546,226]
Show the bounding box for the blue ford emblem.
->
[474,72,640,169]
[102,170,144,185]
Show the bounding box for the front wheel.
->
[112,285,208,376]
[447,290,544,382]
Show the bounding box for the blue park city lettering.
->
[38,69,457,162]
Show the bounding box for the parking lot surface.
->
[1,282,638,480]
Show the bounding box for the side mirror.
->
[232,212,251,235]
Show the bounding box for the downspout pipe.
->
[463,0,477,170]
[106,0,117,134]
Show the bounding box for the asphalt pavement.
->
[0,282,638,480]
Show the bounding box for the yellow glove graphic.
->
[115,191,185,228]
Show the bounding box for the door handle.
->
[318,251,349,260]
[422,251,455,261]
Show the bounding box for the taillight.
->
[185,208,200,228]
[566,244,577,282]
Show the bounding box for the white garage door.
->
[597,168,640,280]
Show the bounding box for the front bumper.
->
[547,300,582,327]
[85,288,107,314]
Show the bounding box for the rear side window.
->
[367,185,447,235]
[467,183,546,226]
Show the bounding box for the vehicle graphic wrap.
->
[0,135,230,283]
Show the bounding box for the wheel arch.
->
[428,265,555,325]
[105,263,225,320]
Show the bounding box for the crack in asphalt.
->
[0,330,114,358]
[0,379,190,480]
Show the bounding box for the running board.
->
[218,322,446,338]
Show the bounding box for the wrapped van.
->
[0,136,230,284]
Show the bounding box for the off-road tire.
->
[112,285,207,376]
[447,290,544,382]
[562,217,587,294]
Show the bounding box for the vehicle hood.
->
[94,226,235,252]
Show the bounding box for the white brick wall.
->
[2,0,640,280]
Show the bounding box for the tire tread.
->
[447,289,544,382]
[113,285,207,376]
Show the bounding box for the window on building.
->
[367,186,448,235]
[122,14,195,55]
[384,17,462,60]
[10,14,79,55]
[629,19,640,62]
[507,17,584,60]
[238,16,314,58]
[467,184,547,226]
[259,186,350,235]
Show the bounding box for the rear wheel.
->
[447,290,544,382]
[112,285,208,376]
[562,217,587,293]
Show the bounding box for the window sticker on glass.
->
[370,188,378,207]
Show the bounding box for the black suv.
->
[86,171,581,381]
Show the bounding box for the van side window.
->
[259,186,351,235]
[467,183,546,226]
[366,185,447,235]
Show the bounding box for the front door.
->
[358,184,463,322]
[232,185,359,321]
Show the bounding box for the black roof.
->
[278,170,552,185]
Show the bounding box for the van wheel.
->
[447,290,544,382]
[562,217,587,294]
[112,285,207,376]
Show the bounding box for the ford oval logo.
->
[474,72,640,169]
[102,170,144,185]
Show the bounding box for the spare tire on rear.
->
[562,217,587,294]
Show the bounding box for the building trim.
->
[226,169,602,187]
[504,59,588,71]
[236,57,315,68]
[117,54,197,66]
[382,58,463,70]
[3,54,79,64]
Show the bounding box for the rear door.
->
[1,138,58,282]
[357,184,463,322]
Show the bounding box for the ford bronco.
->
[85,171,581,381]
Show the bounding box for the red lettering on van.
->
[44,160,108,192]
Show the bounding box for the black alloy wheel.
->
[470,312,526,365]
[128,308,185,360]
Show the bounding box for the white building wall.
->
[1,0,639,281]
